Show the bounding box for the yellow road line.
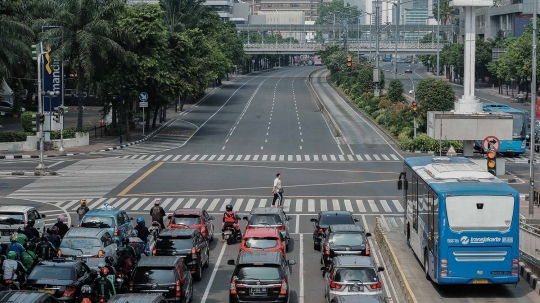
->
[118,162,164,196]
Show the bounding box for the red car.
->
[239,228,286,258]
[167,208,215,242]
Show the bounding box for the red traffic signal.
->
[412,101,417,107]
[347,57,352,62]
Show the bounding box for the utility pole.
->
[33,43,46,172]
[530,0,538,218]
[394,0,400,79]
[374,0,381,96]
[436,0,441,78]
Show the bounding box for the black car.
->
[130,256,193,302]
[153,228,210,281]
[0,291,58,303]
[22,259,96,300]
[310,211,358,250]
[330,295,384,303]
[404,66,413,73]
[108,293,167,303]
[320,224,371,268]
[227,251,296,303]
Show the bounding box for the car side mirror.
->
[71,224,74,227]
[287,216,292,221]
[366,232,372,237]
[209,216,215,221]
[167,215,172,219]
[354,218,359,222]
[288,260,296,265]
[41,214,46,218]
[227,260,235,265]
[310,218,317,223]
[243,216,248,220]
[320,266,327,272]
[378,266,385,272]
[130,217,134,220]
[398,180,402,190]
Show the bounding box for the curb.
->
[519,262,540,295]
[0,171,57,176]
[0,118,175,160]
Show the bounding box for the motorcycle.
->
[223,226,242,245]
[115,273,128,293]
[98,296,108,303]
[4,279,19,290]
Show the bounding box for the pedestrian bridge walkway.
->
[244,42,449,55]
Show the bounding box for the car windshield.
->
[156,238,193,250]
[60,237,102,249]
[133,268,175,284]
[334,268,378,283]
[249,214,282,225]
[80,216,113,228]
[29,266,74,281]
[329,233,366,245]
[236,265,282,280]
[319,215,354,227]
[172,215,201,225]
[0,212,25,225]
[244,237,279,249]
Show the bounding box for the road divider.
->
[307,68,342,138]
[374,217,417,303]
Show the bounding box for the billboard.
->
[42,26,63,112]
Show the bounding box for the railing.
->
[374,217,417,303]
[519,219,540,277]
[86,124,108,139]
[244,42,449,50]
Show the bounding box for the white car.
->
[58,228,118,270]
[0,206,46,244]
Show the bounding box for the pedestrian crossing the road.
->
[53,197,404,214]
[113,153,401,162]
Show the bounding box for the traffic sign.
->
[139,102,148,108]
[482,136,500,152]
[139,92,148,102]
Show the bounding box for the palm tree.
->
[39,0,127,129]
[160,0,209,33]
[0,1,34,80]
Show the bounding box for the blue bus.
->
[397,156,520,285]
[474,103,527,154]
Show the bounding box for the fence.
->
[374,217,417,303]
[520,219,540,278]
[86,124,108,139]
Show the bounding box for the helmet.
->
[7,251,17,260]
[57,215,65,222]
[81,284,92,294]
[25,241,36,251]
[80,199,87,205]
[137,217,145,225]
[10,234,18,242]
[41,236,48,242]
[27,219,35,227]
[52,226,59,234]
[17,226,25,233]
[154,199,161,205]
[105,256,114,265]
[226,204,233,211]
[100,267,109,277]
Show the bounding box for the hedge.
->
[51,127,83,140]
[0,131,34,143]
[21,111,37,132]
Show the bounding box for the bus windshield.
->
[446,196,514,231]
[511,113,525,139]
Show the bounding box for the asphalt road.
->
[1,65,539,302]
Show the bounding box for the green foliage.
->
[316,0,360,25]
[399,134,463,153]
[357,67,373,93]
[50,127,82,140]
[20,111,36,132]
[415,77,455,128]
[387,80,405,103]
[0,131,33,142]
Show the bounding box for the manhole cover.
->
[158,130,194,137]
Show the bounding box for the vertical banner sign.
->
[42,26,62,112]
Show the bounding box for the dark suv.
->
[227,251,296,303]
[320,224,371,269]
[153,228,210,281]
[310,211,358,251]
[130,256,193,302]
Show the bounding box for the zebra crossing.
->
[503,155,540,163]
[113,153,401,162]
[53,197,404,214]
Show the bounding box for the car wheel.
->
[203,248,210,268]
[195,260,203,281]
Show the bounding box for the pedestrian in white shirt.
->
[272,173,284,207]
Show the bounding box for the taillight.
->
[245,225,252,229]
[129,281,133,291]
[152,248,157,256]
[99,298,106,303]
[329,281,342,289]
[63,287,76,297]
[324,243,330,255]
[191,247,197,258]
[114,225,118,236]
[201,226,206,234]
[176,280,181,297]
[279,279,288,295]
[370,282,382,289]
[57,249,62,256]
[318,228,324,234]
[277,225,285,230]
[365,242,370,256]
[93,250,105,258]
[230,279,237,295]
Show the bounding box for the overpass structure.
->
[244,42,449,55]
[236,24,459,33]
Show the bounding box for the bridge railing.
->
[519,218,540,277]
[244,42,449,50]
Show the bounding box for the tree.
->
[39,0,128,130]
[160,0,208,32]
[316,0,361,42]
[415,77,455,123]
[432,0,457,25]
[387,79,405,103]
[0,1,34,80]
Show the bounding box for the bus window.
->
[428,191,434,252]
[412,176,418,231]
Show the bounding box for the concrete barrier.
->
[307,68,342,137]
[374,217,417,303]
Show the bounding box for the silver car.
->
[0,206,46,244]
[322,256,384,302]
[243,207,293,251]
[58,228,117,269]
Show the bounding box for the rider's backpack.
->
[40,243,53,259]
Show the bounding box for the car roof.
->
[251,207,283,215]
[137,256,183,267]
[0,291,55,302]
[244,228,280,238]
[172,208,203,215]
[319,211,353,217]
[35,260,79,268]
[159,228,197,237]
[64,227,108,238]
[0,206,35,212]
[108,293,165,303]
[333,256,375,267]
[85,209,123,216]
[328,224,365,233]
[237,251,283,265]
[333,295,384,303]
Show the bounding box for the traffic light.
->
[486,150,496,175]
[346,57,352,68]
[52,107,60,123]
[39,113,45,124]
[31,44,39,61]
[412,101,418,117]
[31,113,40,132]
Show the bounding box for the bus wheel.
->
[424,251,431,281]
[406,223,411,248]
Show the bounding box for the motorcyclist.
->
[53,215,69,238]
[115,248,134,285]
[93,267,116,299]
[25,220,40,240]
[21,242,38,271]
[76,199,90,223]
[35,236,56,260]
[48,226,61,249]
[221,204,241,242]
[148,221,161,241]
[16,227,28,247]
[120,237,139,262]
[2,251,26,287]
[6,234,25,260]
[103,256,117,289]
[134,217,150,254]
[150,199,166,229]
[74,284,98,303]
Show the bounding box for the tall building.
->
[252,0,321,22]
[403,7,429,40]
[258,11,306,41]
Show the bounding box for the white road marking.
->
[368,200,379,212]
[220,198,232,211]
[392,200,404,212]
[259,199,267,208]
[380,200,392,212]
[332,199,340,210]
[208,198,220,211]
[201,242,227,303]
[47,161,64,168]
[196,198,208,209]
[299,233,304,303]
[233,198,244,211]
[344,199,353,212]
[169,198,185,211]
[245,199,255,212]
[308,199,315,212]
[320,199,327,211]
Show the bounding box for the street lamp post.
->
[374,0,381,96]
[436,0,440,78]
[529,0,538,218]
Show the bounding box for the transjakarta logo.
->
[459,236,504,245]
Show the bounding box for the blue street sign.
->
[42,26,63,112]
[139,92,148,102]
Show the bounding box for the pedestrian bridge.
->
[244,42,449,55]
